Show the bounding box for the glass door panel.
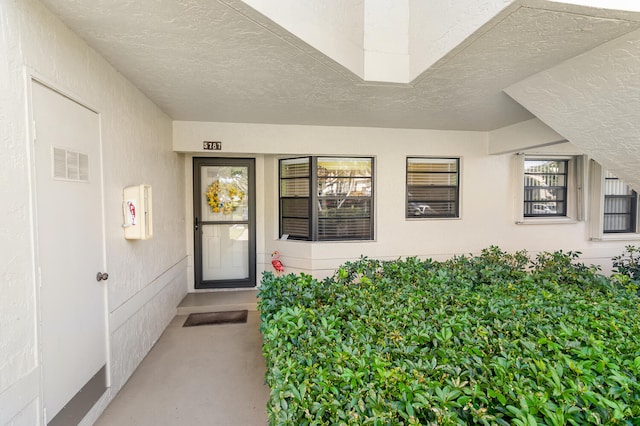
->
[200,165,249,222]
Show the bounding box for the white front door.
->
[32,81,108,423]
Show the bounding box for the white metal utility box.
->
[123,184,153,240]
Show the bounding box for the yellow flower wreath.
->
[206,180,245,214]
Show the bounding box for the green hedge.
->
[258,247,640,425]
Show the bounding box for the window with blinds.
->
[406,158,459,218]
[317,157,372,240]
[279,157,374,241]
[280,157,311,239]
[523,159,567,217]
[603,171,638,233]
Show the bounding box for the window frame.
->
[523,158,568,218]
[603,171,637,234]
[279,156,375,242]
[514,154,584,225]
[279,156,312,240]
[405,157,461,219]
[589,161,640,241]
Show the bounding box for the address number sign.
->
[203,141,222,150]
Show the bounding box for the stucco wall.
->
[0,0,187,424]
[505,28,640,193]
[174,121,636,279]
[544,0,640,12]
[0,1,38,424]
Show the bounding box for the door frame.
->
[193,157,256,289]
[25,72,111,423]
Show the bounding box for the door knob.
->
[96,272,109,282]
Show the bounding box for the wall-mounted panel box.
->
[123,184,153,240]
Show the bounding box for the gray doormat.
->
[183,310,248,327]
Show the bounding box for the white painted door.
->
[32,81,108,422]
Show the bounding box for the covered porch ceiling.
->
[38,0,640,131]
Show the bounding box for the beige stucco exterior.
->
[0,0,186,424]
[1,0,640,424]
[175,121,640,283]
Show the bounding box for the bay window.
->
[280,157,374,241]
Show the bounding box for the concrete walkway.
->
[95,291,269,425]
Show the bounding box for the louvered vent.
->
[66,150,79,180]
[53,147,66,179]
[79,153,89,181]
[52,147,89,182]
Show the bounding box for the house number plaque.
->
[203,141,222,150]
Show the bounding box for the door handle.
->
[195,217,199,232]
[96,272,109,282]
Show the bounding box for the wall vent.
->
[53,147,89,182]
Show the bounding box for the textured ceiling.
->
[38,0,640,130]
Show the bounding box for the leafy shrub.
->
[612,245,640,283]
[258,247,640,425]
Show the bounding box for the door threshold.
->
[178,290,259,315]
[191,286,258,293]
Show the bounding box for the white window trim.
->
[514,153,585,225]
[589,161,640,241]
